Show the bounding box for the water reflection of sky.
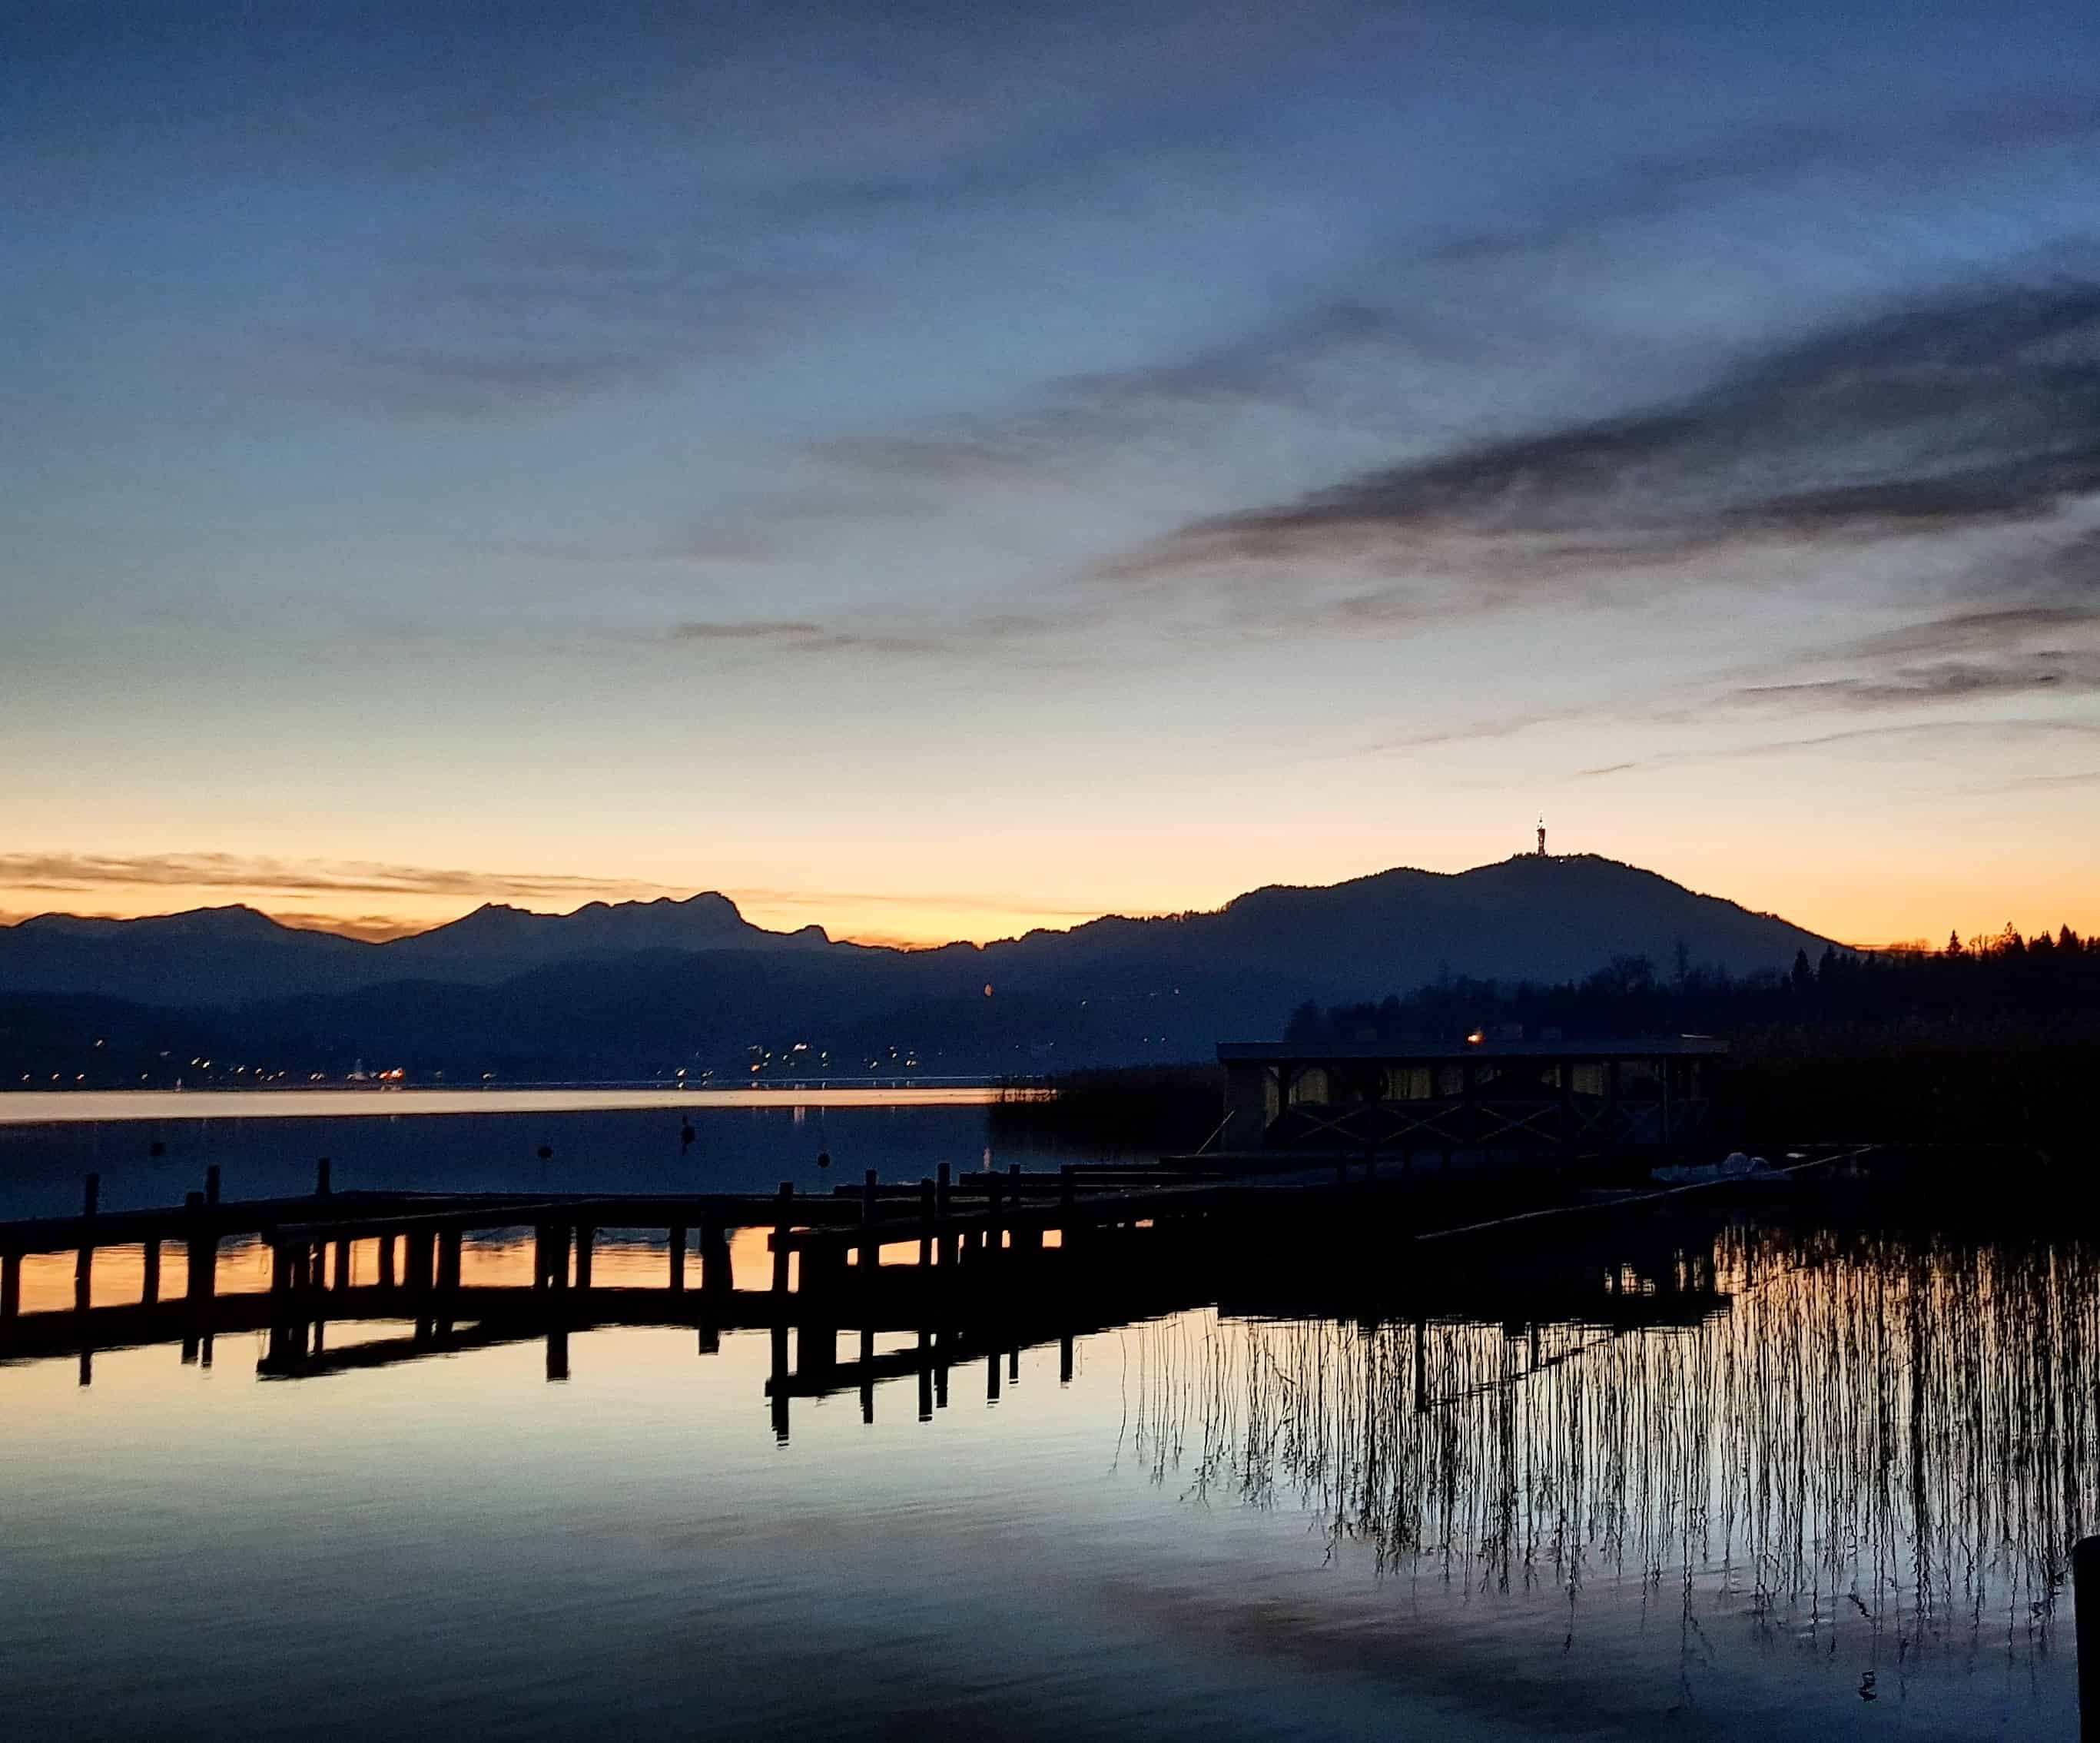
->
[2,1217,2086,1738]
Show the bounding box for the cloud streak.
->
[663,612,1066,661]
[1574,717,2100,779]
[0,854,690,905]
[1110,282,2100,606]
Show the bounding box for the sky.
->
[4,1,2098,949]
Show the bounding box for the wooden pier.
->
[0,1151,1783,1430]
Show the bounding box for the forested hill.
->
[0,855,1833,1083]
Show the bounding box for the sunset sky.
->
[5,2,2098,950]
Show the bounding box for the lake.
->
[0,1087,1020,1222]
[0,1097,2087,1738]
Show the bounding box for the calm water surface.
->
[0,1092,1025,1220]
[0,1103,2088,1738]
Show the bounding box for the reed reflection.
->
[1124,1223,2099,1668]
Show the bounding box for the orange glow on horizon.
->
[5,848,2100,956]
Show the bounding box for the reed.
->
[1120,1223,2100,1665]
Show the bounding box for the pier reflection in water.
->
[1,1217,2090,1740]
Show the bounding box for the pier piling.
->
[184,1191,216,1305]
[75,1174,98,1313]
[406,1230,433,1297]
[701,1218,730,1298]
[771,1184,794,1298]
[860,1170,880,1277]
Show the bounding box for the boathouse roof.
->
[1217,1036,1728,1063]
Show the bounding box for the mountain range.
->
[0,855,1833,1080]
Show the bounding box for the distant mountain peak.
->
[0,854,1830,1025]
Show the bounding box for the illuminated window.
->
[1385,1066,1433,1101]
[1289,1067,1329,1106]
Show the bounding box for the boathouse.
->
[1215,1036,1727,1159]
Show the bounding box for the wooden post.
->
[987,1350,1000,1403]
[769,1323,791,1443]
[334,1237,354,1293]
[1,1251,19,1320]
[2078,1535,2100,1742]
[184,1190,216,1303]
[406,1230,433,1296]
[668,1225,686,1293]
[701,1219,731,1299]
[917,1328,934,1421]
[271,1241,293,1296]
[801,1238,845,1307]
[377,1233,396,1290]
[546,1327,569,1383]
[547,1225,570,1291]
[141,1239,161,1305]
[984,1173,1004,1261]
[771,1184,794,1299]
[1013,1165,1041,1251]
[1059,1333,1074,1386]
[919,1178,935,1268]
[75,1173,98,1313]
[315,1157,331,1197]
[860,1326,875,1424]
[937,1162,962,1268]
[437,1228,463,1293]
[204,1164,220,1206]
[859,1170,880,1279]
[574,1226,595,1292]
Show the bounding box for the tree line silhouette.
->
[1284,924,2100,1046]
[1004,926,2100,1156]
